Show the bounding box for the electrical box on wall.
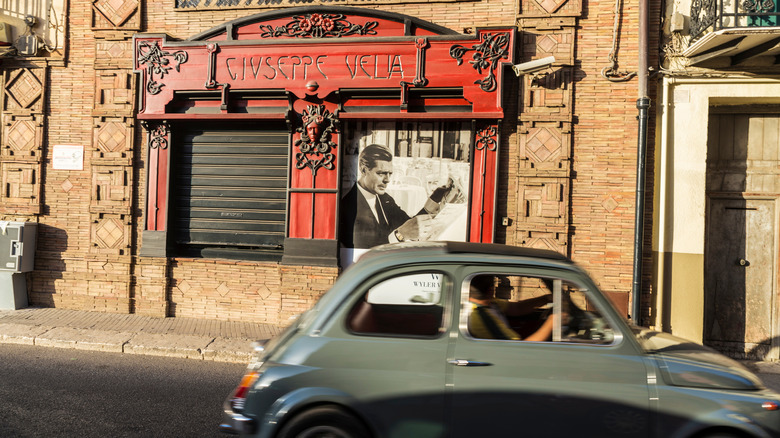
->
[0,221,38,273]
[16,34,39,56]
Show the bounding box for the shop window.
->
[465,274,615,344]
[347,272,447,337]
[169,122,288,261]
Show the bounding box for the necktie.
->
[375,197,388,227]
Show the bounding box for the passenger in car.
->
[468,275,556,341]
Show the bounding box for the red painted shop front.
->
[134,7,516,267]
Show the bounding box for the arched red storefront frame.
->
[134,8,514,258]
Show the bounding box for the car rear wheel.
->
[277,406,371,438]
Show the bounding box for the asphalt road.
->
[0,343,246,437]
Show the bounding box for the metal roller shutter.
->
[172,124,288,257]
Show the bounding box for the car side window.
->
[465,274,615,344]
[347,272,446,338]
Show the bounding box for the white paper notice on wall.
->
[53,145,84,170]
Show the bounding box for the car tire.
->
[277,406,371,438]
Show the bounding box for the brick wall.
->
[5,0,660,321]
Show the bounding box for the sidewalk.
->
[0,307,285,364]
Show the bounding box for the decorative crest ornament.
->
[258,13,379,38]
[449,32,510,92]
[295,105,338,176]
[475,125,498,151]
[136,41,189,95]
[142,121,170,150]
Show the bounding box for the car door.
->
[448,267,652,438]
[311,268,453,438]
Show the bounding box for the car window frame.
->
[340,266,454,340]
[458,268,624,347]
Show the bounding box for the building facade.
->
[652,0,780,359]
[0,0,655,326]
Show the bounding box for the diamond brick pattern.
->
[96,218,124,248]
[91,214,131,255]
[95,38,134,69]
[518,121,571,174]
[7,119,35,150]
[526,127,560,162]
[521,0,581,16]
[98,123,126,152]
[92,0,140,29]
[217,283,231,297]
[520,27,575,72]
[3,68,44,112]
[93,118,133,162]
[517,230,567,251]
[177,280,193,295]
[2,114,44,159]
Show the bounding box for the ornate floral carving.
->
[259,13,378,39]
[142,121,169,150]
[136,41,188,95]
[476,125,498,151]
[295,105,338,175]
[743,0,776,13]
[449,33,510,92]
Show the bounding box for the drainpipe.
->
[632,0,650,325]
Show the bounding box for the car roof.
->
[358,241,570,264]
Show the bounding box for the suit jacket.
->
[340,184,412,249]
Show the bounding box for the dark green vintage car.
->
[221,242,780,438]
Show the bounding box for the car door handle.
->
[448,359,493,367]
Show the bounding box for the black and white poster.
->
[339,121,471,266]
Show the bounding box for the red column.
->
[288,102,339,240]
[143,121,170,232]
[469,122,499,243]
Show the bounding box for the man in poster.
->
[340,144,461,248]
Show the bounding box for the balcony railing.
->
[691,0,780,41]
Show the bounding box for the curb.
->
[0,322,254,363]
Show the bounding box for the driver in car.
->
[468,275,557,342]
